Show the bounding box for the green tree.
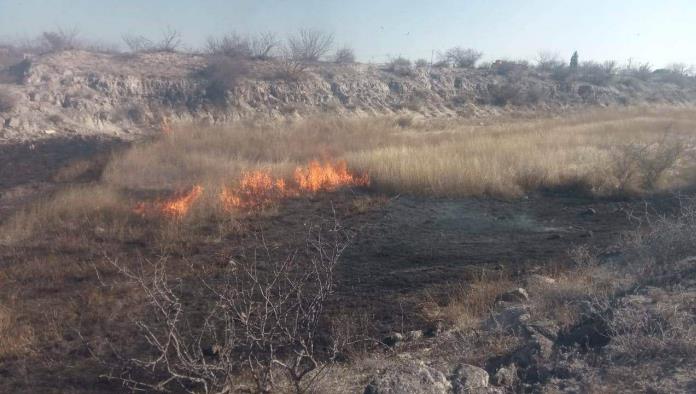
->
[570,51,579,69]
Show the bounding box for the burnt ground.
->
[0,138,685,392]
[0,137,128,219]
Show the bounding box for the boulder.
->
[499,288,529,303]
[523,319,561,341]
[524,274,556,288]
[405,330,423,341]
[512,334,554,367]
[364,360,451,394]
[382,332,404,347]
[451,364,489,393]
[485,306,530,333]
[491,364,517,386]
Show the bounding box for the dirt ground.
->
[0,138,684,392]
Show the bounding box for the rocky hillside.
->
[1,50,695,142]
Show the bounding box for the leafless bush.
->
[274,47,309,81]
[201,56,251,104]
[622,60,653,81]
[0,89,18,113]
[577,61,617,85]
[122,27,182,53]
[492,60,529,77]
[488,82,522,106]
[610,135,685,192]
[439,47,482,68]
[385,57,413,76]
[40,27,81,52]
[106,219,352,393]
[205,33,251,58]
[286,29,334,62]
[607,298,696,362]
[333,46,355,64]
[535,51,563,71]
[414,59,429,68]
[250,32,280,60]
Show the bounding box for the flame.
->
[294,160,369,193]
[220,169,290,211]
[220,160,368,212]
[161,185,204,217]
[134,161,367,218]
[134,185,204,218]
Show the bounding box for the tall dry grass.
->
[3,106,696,244]
[103,106,696,198]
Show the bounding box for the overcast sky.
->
[0,0,694,67]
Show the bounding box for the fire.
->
[294,160,369,193]
[134,185,204,218]
[135,161,367,218]
[221,160,368,212]
[161,185,204,217]
[220,169,291,211]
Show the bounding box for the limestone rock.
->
[364,360,451,394]
[451,364,489,393]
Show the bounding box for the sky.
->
[0,0,694,67]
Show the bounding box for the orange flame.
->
[135,161,367,218]
[294,160,369,193]
[220,160,368,212]
[134,185,204,218]
[161,185,204,217]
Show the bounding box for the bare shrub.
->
[286,29,334,62]
[385,57,413,76]
[439,47,482,68]
[249,32,280,60]
[105,219,352,393]
[274,47,308,81]
[201,56,251,104]
[492,60,529,77]
[622,60,653,81]
[205,33,251,58]
[607,300,696,362]
[333,46,355,64]
[40,27,81,52]
[610,135,685,192]
[414,59,429,68]
[536,51,563,71]
[488,82,522,106]
[0,89,18,113]
[122,27,182,53]
[578,61,617,85]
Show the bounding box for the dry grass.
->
[105,106,696,200]
[0,304,35,360]
[5,106,696,245]
[422,273,515,330]
[0,185,131,244]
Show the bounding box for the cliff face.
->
[1,50,695,142]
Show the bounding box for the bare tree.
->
[40,27,81,52]
[104,219,353,393]
[535,51,562,71]
[250,32,280,60]
[205,33,251,58]
[122,27,182,53]
[439,47,482,68]
[155,27,182,52]
[333,46,355,64]
[287,29,334,62]
[122,34,153,53]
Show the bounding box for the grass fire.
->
[1,4,696,392]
